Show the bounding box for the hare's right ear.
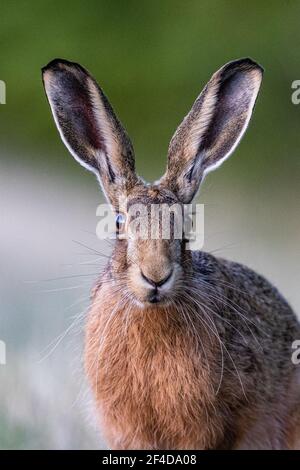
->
[160,58,263,203]
[42,59,138,207]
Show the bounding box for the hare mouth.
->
[132,291,172,308]
[144,291,174,307]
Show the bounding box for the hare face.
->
[42,57,263,304]
[118,185,186,305]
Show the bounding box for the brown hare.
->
[42,58,300,449]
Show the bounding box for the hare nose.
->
[141,270,173,288]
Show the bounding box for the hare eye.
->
[116,213,126,233]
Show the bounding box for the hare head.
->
[42,58,263,306]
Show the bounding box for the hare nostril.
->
[141,270,173,288]
[157,270,173,287]
[141,271,156,287]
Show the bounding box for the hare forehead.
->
[126,184,179,207]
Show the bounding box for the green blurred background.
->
[0,0,299,449]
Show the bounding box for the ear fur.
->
[160,58,263,203]
[42,59,138,207]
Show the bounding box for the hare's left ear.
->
[42,59,138,208]
[160,58,263,203]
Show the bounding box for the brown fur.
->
[85,286,222,449]
[84,248,300,449]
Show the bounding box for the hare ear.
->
[42,59,138,207]
[160,58,263,203]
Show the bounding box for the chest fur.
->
[84,292,222,449]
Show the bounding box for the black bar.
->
[0,450,300,466]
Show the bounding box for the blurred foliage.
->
[1,0,300,184]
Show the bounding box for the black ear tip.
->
[242,57,264,74]
[220,57,264,81]
[233,57,264,74]
[41,58,87,76]
[42,58,69,74]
